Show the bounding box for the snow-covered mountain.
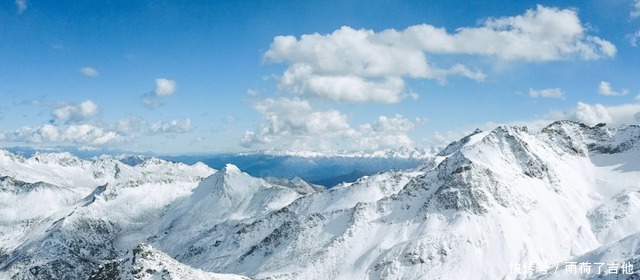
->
[0,152,214,279]
[88,243,249,280]
[1,120,639,279]
[237,146,434,159]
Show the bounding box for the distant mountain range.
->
[4,146,432,187]
[1,120,639,279]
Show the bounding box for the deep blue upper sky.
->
[1,0,639,154]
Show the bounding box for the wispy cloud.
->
[189,136,204,146]
[79,67,99,77]
[15,0,27,14]
[632,0,640,18]
[142,93,163,109]
[628,30,640,47]
[116,116,147,134]
[529,88,565,99]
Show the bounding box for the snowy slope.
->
[88,243,250,280]
[153,121,638,280]
[533,232,640,279]
[0,151,215,279]
[1,120,640,279]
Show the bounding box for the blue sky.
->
[1,0,639,154]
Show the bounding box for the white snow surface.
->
[89,243,250,280]
[1,120,639,279]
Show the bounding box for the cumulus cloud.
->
[1,124,120,145]
[355,115,417,150]
[546,101,640,126]
[279,65,407,103]
[266,27,483,103]
[150,118,193,134]
[80,67,99,77]
[15,0,26,14]
[155,78,176,96]
[241,98,419,151]
[572,102,613,125]
[52,100,99,123]
[264,5,614,103]
[529,88,565,99]
[241,98,353,147]
[598,81,628,96]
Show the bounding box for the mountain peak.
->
[192,163,264,199]
[222,163,241,174]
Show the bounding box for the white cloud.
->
[241,97,419,151]
[417,5,615,60]
[1,124,120,145]
[279,65,407,103]
[628,30,640,47]
[241,98,353,147]
[189,136,204,146]
[15,0,26,14]
[530,101,640,127]
[150,118,193,134]
[265,5,613,104]
[598,81,628,96]
[632,0,640,18]
[52,100,99,123]
[572,102,613,125]
[155,78,176,96]
[116,116,146,134]
[424,99,640,153]
[529,88,565,99]
[543,101,640,126]
[142,78,177,108]
[80,67,99,77]
[266,27,483,103]
[355,115,417,150]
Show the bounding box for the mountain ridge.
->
[1,120,639,279]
